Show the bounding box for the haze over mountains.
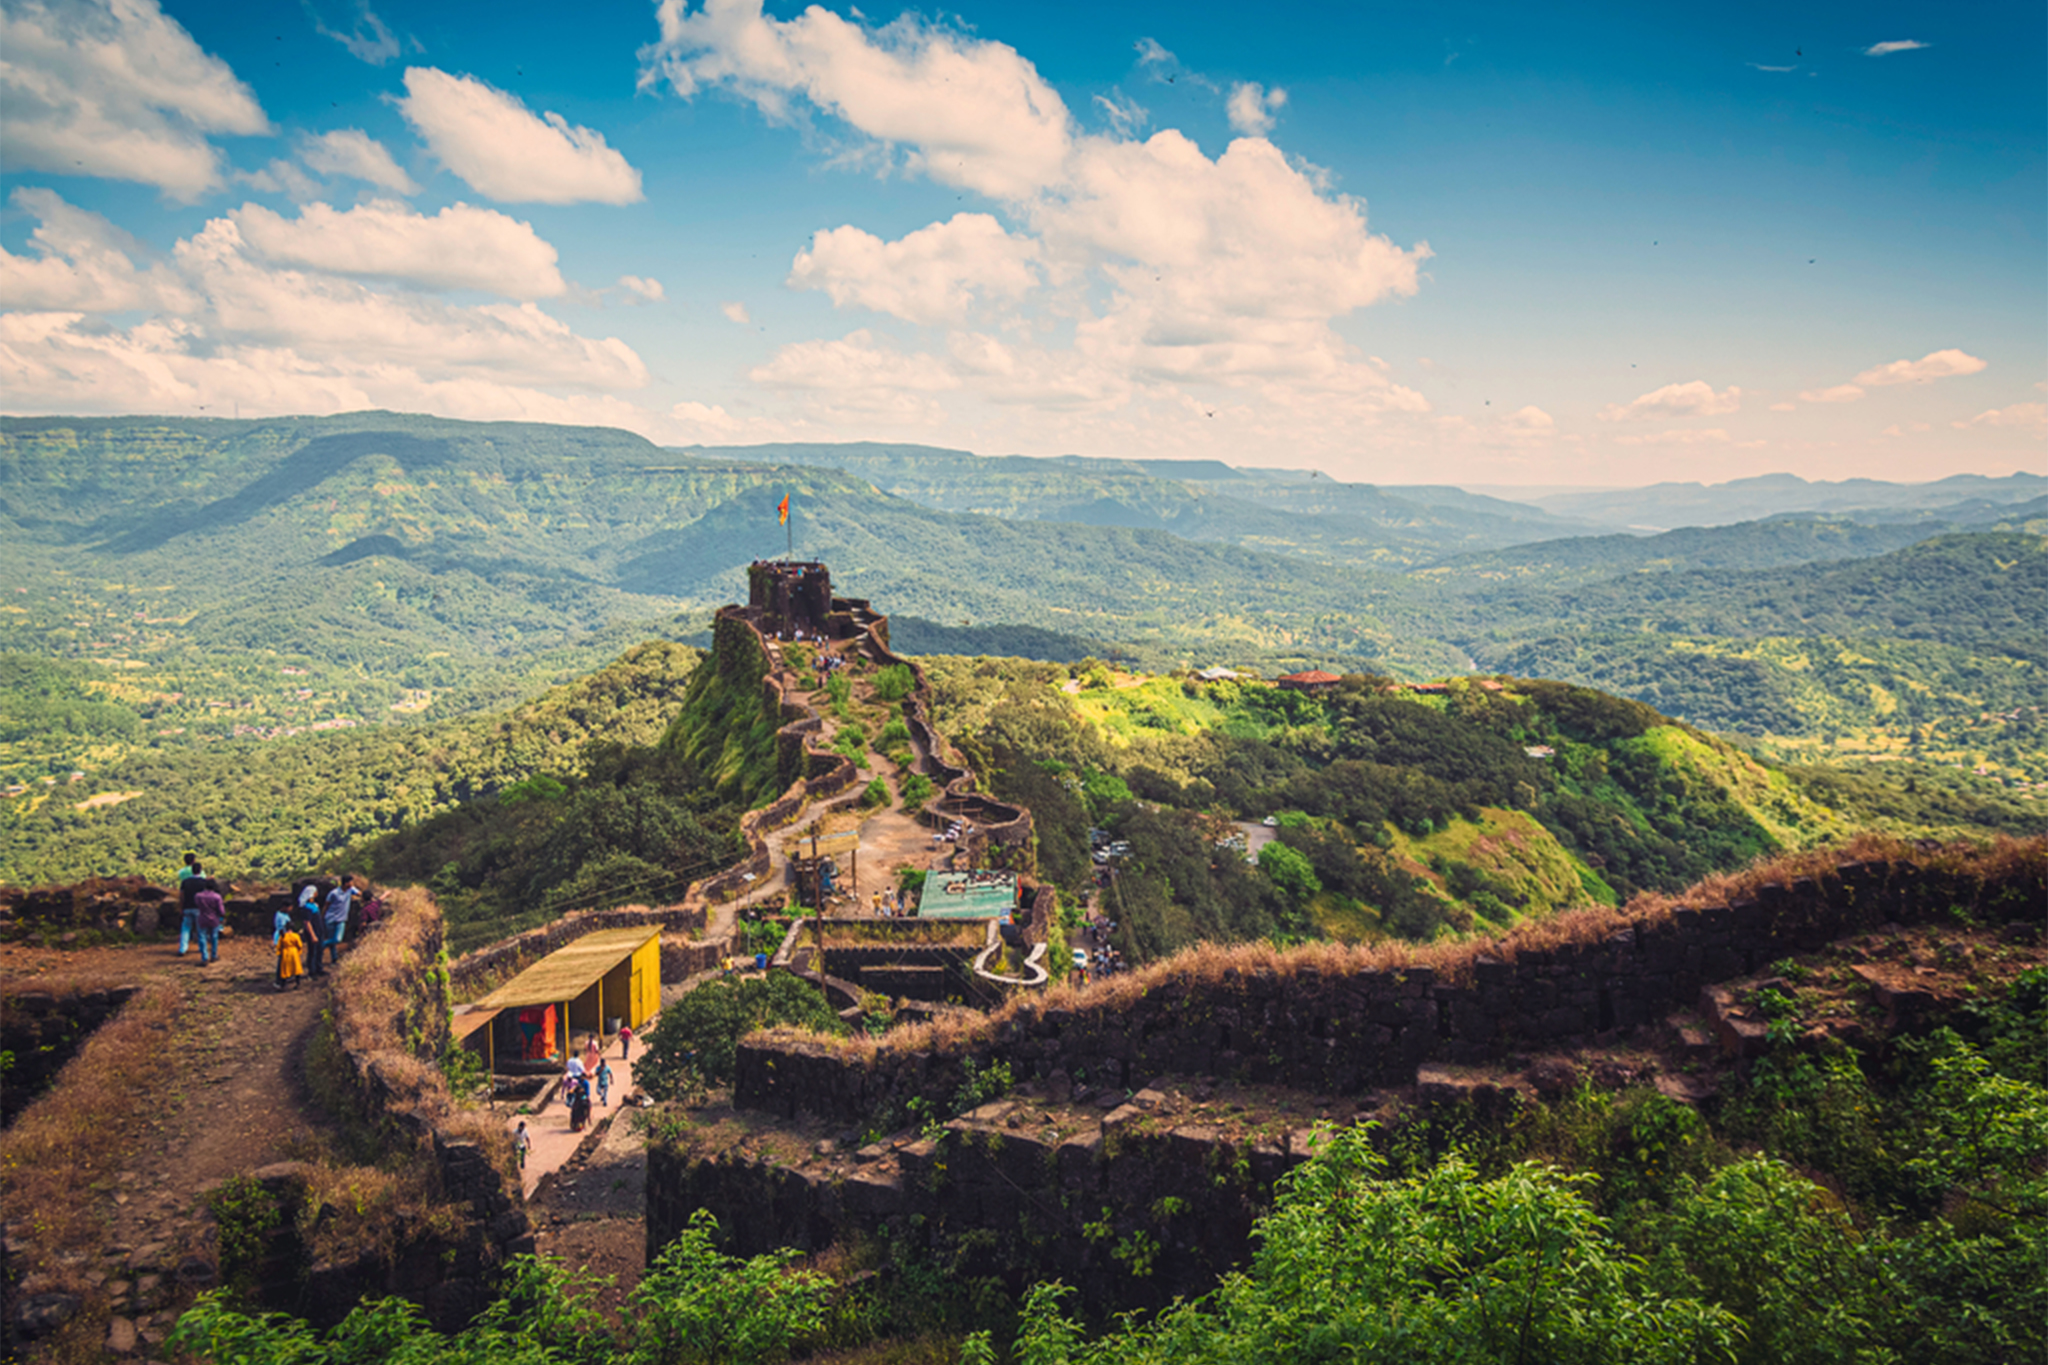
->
[2,412,2043,800]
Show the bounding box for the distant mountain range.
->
[1501,471,2047,531]
[2,413,2044,802]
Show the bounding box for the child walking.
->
[276,923,307,990]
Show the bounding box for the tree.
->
[636,973,845,1096]
[1257,841,1321,902]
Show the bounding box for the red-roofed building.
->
[1276,669,1343,695]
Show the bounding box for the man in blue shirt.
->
[321,876,361,969]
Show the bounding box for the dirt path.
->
[2,929,335,1356]
[693,642,953,941]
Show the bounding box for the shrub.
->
[871,664,916,702]
[860,776,891,808]
[638,973,846,1096]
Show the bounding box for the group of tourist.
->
[172,851,379,989]
[867,888,911,916]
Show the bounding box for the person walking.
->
[595,1057,613,1108]
[618,1024,634,1061]
[276,922,307,990]
[193,883,225,965]
[301,890,329,979]
[177,857,204,955]
[320,876,360,970]
[514,1121,530,1169]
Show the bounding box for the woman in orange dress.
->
[276,924,307,990]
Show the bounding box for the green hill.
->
[4,414,2045,814]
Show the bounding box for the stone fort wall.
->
[732,840,2047,1126]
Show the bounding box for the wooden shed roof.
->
[474,926,659,1011]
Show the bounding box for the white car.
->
[1073,948,1089,969]
[1262,815,1279,827]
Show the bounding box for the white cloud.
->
[721,301,750,323]
[1747,63,1798,73]
[0,188,195,313]
[1597,379,1742,421]
[0,188,649,427]
[1509,406,1554,430]
[617,275,665,303]
[1134,38,1175,69]
[1854,348,1987,386]
[639,0,1072,202]
[1225,82,1286,136]
[1091,91,1147,139]
[1953,403,2047,436]
[1614,428,1733,446]
[1794,349,1990,405]
[1864,40,1929,56]
[397,68,643,205]
[642,3,1427,415]
[751,328,958,393]
[789,213,1039,324]
[310,0,401,65]
[299,128,418,193]
[240,159,325,202]
[230,200,567,298]
[0,0,269,202]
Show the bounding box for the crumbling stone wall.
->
[646,1096,1312,1315]
[734,847,2048,1126]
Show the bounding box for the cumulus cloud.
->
[645,1,1426,421]
[617,275,665,302]
[1854,348,1987,386]
[1597,379,1742,422]
[720,301,750,323]
[299,128,418,193]
[0,188,195,313]
[1509,406,1554,430]
[0,0,269,201]
[229,200,567,298]
[1953,403,2047,436]
[0,189,649,427]
[398,68,643,204]
[1614,428,1733,446]
[1225,82,1286,136]
[1794,350,1989,405]
[309,0,402,65]
[639,0,1070,202]
[789,213,1039,324]
[1864,40,1929,56]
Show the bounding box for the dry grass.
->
[0,975,187,1276]
[754,835,2047,1069]
[327,884,520,1192]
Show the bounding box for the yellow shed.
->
[469,926,662,1073]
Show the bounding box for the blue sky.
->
[1,0,2041,484]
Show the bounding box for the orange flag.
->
[778,493,790,525]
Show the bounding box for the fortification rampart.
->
[732,839,2048,1125]
[694,587,1036,906]
[262,889,529,1330]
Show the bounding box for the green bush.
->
[860,776,890,808]
[871,664,916,702]
[636,973,845,1096]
